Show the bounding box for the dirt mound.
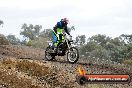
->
[0,58,74,88]
[0,58,48,88]
[0,45,44,59]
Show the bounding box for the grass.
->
[123,59,132,65]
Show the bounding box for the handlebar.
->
[63,33,72,37]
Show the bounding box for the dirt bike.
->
[45,34,79,64]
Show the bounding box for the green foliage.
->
[120,34,132,44]
[123,59,132,65]
[19,23,53,48]
[126,50,132,58]
[31,37,48,48]
[26,39,32,46]
[0,34,9,45]
[20,23,42,40]
[7,34,20,45]
[67,26,75,33]
[79,34,132,63]
[90,48,109,59]
[0,20,4,26]
[88,34,111,47]
[39,29,52,39]
[75,35,86,46]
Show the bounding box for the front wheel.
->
[67,47,79,64]
[45,47,55,61]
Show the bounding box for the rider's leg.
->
[52,31,58,49]
[57,28,64,43]
[59,34,64,42]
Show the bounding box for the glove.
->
[69,35,72,37]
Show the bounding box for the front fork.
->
[66,40,73,53]
[66,40,70,50]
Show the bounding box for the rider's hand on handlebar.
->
[63,33,66,36]
[69,35,72,37]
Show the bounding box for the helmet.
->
[62,18,69,24]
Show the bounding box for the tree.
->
[0,20,4,29]
[120,34,132,44]
[0,34,9,45]
[31,37,48,48]
[75,36,79,43]
[0,20,3,25]
[34,25,42,36]
[90,48,109,59]
[80,35,86,45]
[88,34,111,47]
[39,29,52,39]
[79,41,97,55]
[79,34,131,63]
[67,26,75,33]
[20,23,42,40]
[75,35,86,46]
[20,23,34,40]
[7,34,20,45]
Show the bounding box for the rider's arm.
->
[64,25,70,35]
[53,25,57,34]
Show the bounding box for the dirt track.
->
[0,45,132,88]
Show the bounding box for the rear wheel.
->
[67,47,79,64]
[45,47,55,61]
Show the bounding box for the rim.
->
[45,49,53,60]
[46,53,52,60]
[68,50,78,62]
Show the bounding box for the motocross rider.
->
[52,18,71,51]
